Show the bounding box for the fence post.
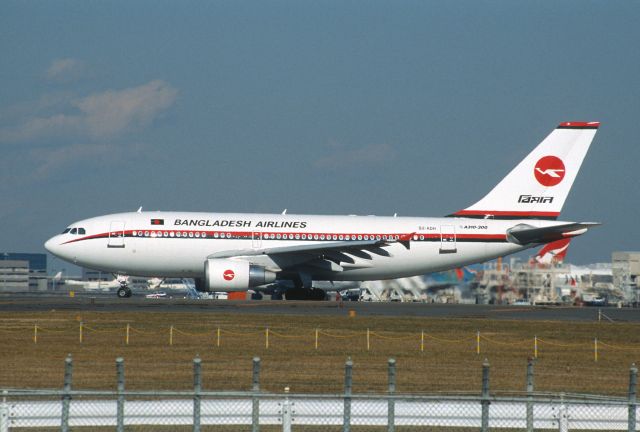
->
[481,359,490,432]
[388,358,396,432]
[282,387,292,432]
[343,358,353,432]
[193,356,201,432]
[252,357,261,432]
[526,357,534,432]
[0,390,8,432]
[116,357,125,432]
[476,331,481,355]
[558,393,568,432]
[61,354,73,432]
[629,363,637,432]
[79,321,83,344]
[125,323,130,345]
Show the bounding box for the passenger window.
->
[62,228,71,234]
[78,228,86,235]
[70,228,77,234]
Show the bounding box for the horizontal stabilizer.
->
[507,222,600,245]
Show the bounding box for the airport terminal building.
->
[0,253,47,292]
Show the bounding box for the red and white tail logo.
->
[534,156,565,186]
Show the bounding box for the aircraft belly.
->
[311,241,523,281]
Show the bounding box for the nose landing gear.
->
[117,282,132,298]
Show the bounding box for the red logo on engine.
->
[223,270,235,281]
[534,156,565,187]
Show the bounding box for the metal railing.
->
[1,356,638,431]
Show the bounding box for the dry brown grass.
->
[1,310,639,396]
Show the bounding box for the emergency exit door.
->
[439,225,457,254]
[252,232,262,249]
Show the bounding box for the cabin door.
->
[108,221,125,248]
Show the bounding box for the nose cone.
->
[44,235,61,256]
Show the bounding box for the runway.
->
[1,292,639,322]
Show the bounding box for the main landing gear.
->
[282,272,326,300]
[284,287,326,301]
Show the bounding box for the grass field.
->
[1,309,639,396]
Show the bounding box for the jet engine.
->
[204,259,276,292]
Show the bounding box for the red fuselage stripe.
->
[62,229,508,244]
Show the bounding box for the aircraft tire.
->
[117,287,132,298]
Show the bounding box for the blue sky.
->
[1,1,639,269]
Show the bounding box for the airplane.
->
[44,121,600,300]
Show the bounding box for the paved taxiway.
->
[1,293,639,322]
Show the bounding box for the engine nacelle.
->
[204,259,276,292]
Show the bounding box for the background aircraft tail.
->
[533,238,571,265]
[449,122,599,220]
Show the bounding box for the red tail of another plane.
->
[534,238,571,265]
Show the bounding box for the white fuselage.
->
[44,211,563,281]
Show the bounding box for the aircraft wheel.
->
[117,287,131,298]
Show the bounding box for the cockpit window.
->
[78,228,86,235]
[70,228,77,234]
[62,228,71,234]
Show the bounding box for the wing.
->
[507,222,600,246]
[207,234,414,272]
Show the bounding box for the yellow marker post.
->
[170,325,174,346]
[265,328,269,350]
[366,328,370,351]
[594,338,598,362]
[79,322,83,344]
[34,324,38,344]
[421,330,424,353]
[315,328,319,350]
[125,324,130,346]
[216,327,221,347]
[476,331,480,355]
[534,336,538,359]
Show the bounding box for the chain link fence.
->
[1,390,637,431]
[1,356,637,431]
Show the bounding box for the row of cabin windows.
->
[62,228,86,235]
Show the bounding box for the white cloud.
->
[314,142,396,169]
[75,80,178,139]
[29,143,112,179]
[45,58,85,83]
[0,80,178,143]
